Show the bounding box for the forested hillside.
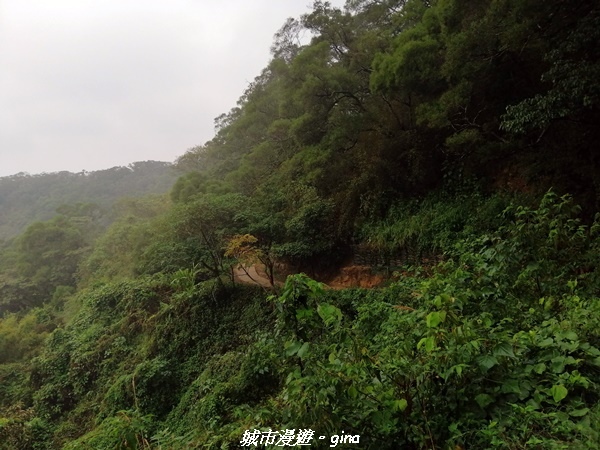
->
[1,1,599,449]
[0,161,176,242]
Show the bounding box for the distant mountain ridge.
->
[0,160,178,241]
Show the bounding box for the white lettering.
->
[330,435,339,447]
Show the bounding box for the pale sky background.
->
[0,0,345,177]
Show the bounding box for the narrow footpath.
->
[232,264,274,288]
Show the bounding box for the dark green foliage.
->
[80,195,170,284]
[138,193,248,279]
[501,3,600,133]
[2,193,600,449]
[19,218,85,292]
[62,410,154,450]
[221,192,600,449]
[358,191,515,266]
[14,274,274,448]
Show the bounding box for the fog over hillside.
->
[0,160,176,241]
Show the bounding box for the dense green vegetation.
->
[1,0,599,448]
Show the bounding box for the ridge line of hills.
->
[0,160,178,242]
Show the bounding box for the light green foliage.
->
[359,191,513,266]
[62,410,154,450]
[0,309,54,365]
[81,195,170,284]
[170,172,208,204]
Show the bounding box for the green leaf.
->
[551,356,566,374]
[284,341,302,357]
[551,385,568,402]
[569,408,589,417]
[562,331,578,341]
[493,342,515,358]
[526,398,541,410]
[418,336,436,352]
[501,379,520,394]
[348,386,358,399]
[475,394,494,408]
[443,364,466,380]
[454,364,464,377]
[394,398,408,412]
[296,308,314,321]
[425,336,436,352]
[317,303,342,327]
[328,352,340,365]
[297,342,310,359]
[426,311,445,328]
[477,355,498,371]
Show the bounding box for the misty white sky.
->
[0,0,344,177]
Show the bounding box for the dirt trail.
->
[233,264,385,290]
[232,265,274,288]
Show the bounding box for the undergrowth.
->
[1,192,599,449]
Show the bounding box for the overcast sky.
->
[0,0,345,177]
